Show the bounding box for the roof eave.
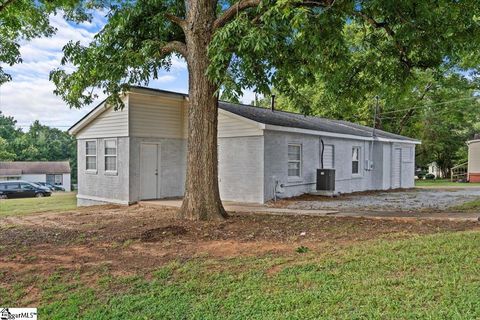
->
[264,124,421,144]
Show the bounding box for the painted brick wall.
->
[129,137,186,202]
[218,136,264,203]
[77,137,129,205]
[263,131,319,201]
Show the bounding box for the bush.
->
[417,172,426,179]
[425,173,436,180]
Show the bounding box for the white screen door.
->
[140,143,159,200]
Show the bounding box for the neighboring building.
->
[467,134,480,182]
[0,161,71,191]
[427,161,444,178]
[69,87,420,206]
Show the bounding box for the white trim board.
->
[264,124,421,145]
[77,194,130,205]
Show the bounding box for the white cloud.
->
[0,79,99,130]
[0,11,107,130]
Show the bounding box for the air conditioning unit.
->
[316,169,335,191]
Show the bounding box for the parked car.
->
[0,181,52,199]
[35,182,65,191]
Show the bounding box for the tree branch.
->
[214,0,335,31]
[397,82,433,134]
[213,0,262,31]
[0,0,15,12]
[354,11,412,69]
[160,40,187,58]
[165,13,186,30]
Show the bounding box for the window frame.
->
[104,138,118,175]
[352,146,361,176]
[287,143,303,180]
[85,140,98,173]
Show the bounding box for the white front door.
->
[140,143,160,200]
[392,148,402,188]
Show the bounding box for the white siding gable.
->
[218,110,263,138]
[129,92,185,138]
[76,104,129,139]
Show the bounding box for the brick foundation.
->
[469,173,480,182]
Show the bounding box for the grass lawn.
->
[415,179,480,187]
[1,231,479,319]
[452,198,480,211]
[0,192,77,217]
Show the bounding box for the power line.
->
[378,96,479,116]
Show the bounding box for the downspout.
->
[320,139,325,169]
[369,96,379,168]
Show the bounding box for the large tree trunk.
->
[178,0,228,220]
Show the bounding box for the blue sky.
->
[0,11,255,131]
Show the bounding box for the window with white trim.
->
[104,139,117,172]
[352,146,360,174]
[85,140,97,171]
[288,144,302,178]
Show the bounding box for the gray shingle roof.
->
[70,86,418,143]
[0,161,71,174]
[218,102,418,142]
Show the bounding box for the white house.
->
[427,161,444,179]
[0,161,71,191]
[69,87,419,206]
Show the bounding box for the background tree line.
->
[0,111,77,182]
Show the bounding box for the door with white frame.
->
[140,143,161,200]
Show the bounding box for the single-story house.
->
[0,161,71,191]
[69,86,419,206]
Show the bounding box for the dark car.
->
[35,182,65,191]
[0,181,52,199]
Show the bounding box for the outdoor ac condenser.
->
[316,169,335,191]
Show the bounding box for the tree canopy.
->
[0,112,77,181]
[51,0,480,107]
[0,0,100,84]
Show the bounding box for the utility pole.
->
[372,95,379,137]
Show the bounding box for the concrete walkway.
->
[139,199,338,216]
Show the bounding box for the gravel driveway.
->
[286,187,480,213]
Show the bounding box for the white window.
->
[47,174,63,186]
[86,140,97,171]
[104,139,117,172]
[288,144,302,178]
[352,146,360,174]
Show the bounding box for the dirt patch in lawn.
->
[1,204,479,289]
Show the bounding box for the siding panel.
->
[218,111,263,137]
[129,93,185,138]
[77,105,129,139]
